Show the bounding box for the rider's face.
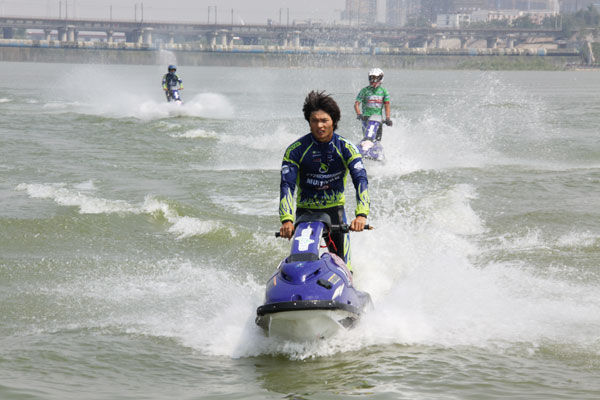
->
[309,110,334,143]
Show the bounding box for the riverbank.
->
[0,40,583,70]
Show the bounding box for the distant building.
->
[342,0,378,25]
[560,0,598,12]
[386,0,408,26]
[452,0,488,12]
[436,13,472,27]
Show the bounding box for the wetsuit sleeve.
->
[162,74,167,89]
[342,139,370,217]
[279,143,301,223]
[177,74,183,89]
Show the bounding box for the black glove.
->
[361,115,369,122]
[384,119,393,127]
[357,114,363,121]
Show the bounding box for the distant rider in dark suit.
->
[162,64,183,102]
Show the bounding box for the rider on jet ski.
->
[354,68,392,141]
[279,90,370,271]
[162,65,183,101]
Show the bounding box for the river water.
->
[1,62,599,399]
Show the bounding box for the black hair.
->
[302,90,341,131]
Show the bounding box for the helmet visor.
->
[369,75,382,83]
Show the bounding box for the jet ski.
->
[256,213,373,341]
[165,88,183,105]
[358,114,384,161]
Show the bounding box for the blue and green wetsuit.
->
[279,132,370,269]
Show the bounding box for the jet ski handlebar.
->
[275,224,373,237]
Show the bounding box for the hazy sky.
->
[0,0,347,24]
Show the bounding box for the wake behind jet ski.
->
[256,213,373,341]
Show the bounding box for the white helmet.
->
[368,68,384,83]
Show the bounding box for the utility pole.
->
[287,8,289,27]
[110,5,112,21]
[134,4,137,22]
[215,6,218,24]
[207,6,210,24]
[141,2,144,22]
[231,8,234,25]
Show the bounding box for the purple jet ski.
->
[358,115,385,161]
[256,213,373,341]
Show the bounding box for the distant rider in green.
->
[354,68,392,140]
[279,91,370,271]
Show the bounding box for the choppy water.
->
[1,61,599,399]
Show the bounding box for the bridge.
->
[0,15,567,50]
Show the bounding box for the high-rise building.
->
[451,0,488,12]
[342,0,378,25]
[386,0,408,26]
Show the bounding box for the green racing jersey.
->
[356,86,390,117]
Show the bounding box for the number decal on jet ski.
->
[295,227,315,251]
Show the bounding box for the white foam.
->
[51,67,233,120]
[0,97,11,103]
[557,231,598,248]
[170,129,219,139]
[16,182,219,239]
[16,182,136,214]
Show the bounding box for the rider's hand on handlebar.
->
[280,221,294,239]
[350,215,367,232]
[356,114,363,121]
[384,119,393,126]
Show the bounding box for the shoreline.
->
[0,41,584,70]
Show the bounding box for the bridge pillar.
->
[142,28,153,45]
[217,30,229,47]
[423,36,434,49]
[106,30,113,43]
[3,27,14,39]
[67,25,76,42]
[279,33,288,47]
[435,34,445,49]
[506,34,516,49]
[44,29,53,41]
[57,27,67,41]
[208,32,217,48]
[227,33,235,47]
[486,36,499,49]
[292,31,301,48]
[131,29,143,44]
[460,36,470,49]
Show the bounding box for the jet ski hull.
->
[256,214,372,341]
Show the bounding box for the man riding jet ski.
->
[354,68,392,161]
[162,64,183,104]
[256,90,373,340]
